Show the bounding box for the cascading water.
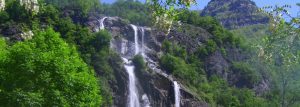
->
[174,81,181,107]
[121,24,142,107]
[98,17,148,107]
[131,24,139,55]
[98,16,184,107]
[99,17,107,30]
[124,62,141,107]
[141,27,145,57]
[122,57,141,107]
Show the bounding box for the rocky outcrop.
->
[201,0,269,29]
[0,23,34,41]
[87,16,209,107]
[167,23,213,53]
[87,15,270,106]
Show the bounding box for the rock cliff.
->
[201,0,269,29]
[87,15,269,106]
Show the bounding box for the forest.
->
[0,0,299,107]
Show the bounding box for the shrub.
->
[232,62,261,87]
[132,55,146,72]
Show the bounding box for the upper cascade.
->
[201,0,269,29]
[130,24,140,55]
[99,17,107,31]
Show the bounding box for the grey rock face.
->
[87,15,270,106]
[87,16,208,107]
[201,0,269,29]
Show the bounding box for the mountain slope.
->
[201,0,269,29]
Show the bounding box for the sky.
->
[102,0,299,17]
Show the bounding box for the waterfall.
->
[141,27,145,57]
[130,24,139,55]
[137,26,180,107]
[142,94,151,107]
[174,81,181,107]
[121,24,141,107]
[122,57,141,107]
[99,17,107,30]
[124,63,141,107]
[121,40,126,55]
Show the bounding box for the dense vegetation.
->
[0,0,299,106]
[0,0,114,106]
[100,0,151,26]
[0,29,102,106]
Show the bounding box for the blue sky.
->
[102,0,299,17]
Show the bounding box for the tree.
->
[44,0,100,16]
[0,28,102,106]
[259,5,300,107]
[2,0,39,14]
[146,0,196,34]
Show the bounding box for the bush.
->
[101,0,151,26]
[132,55,146,72]
[0,11,9,23]
[44,0,100,17]
[160,54,199,85]
[162,40,172,53]
[90,30,112,51]
[232,62,261,87]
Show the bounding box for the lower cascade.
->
[122,24,142,107]
[174,81,181,107]
[123,57,141,107]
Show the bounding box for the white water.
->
[141,27,145,57]
[139,27,180,107]
[121,40,126,55]
[142,94,151,107]
[131,24,139,55]
[99,17,107,30]
[174,81,180,107]
[122,24,142,107]
[122,56,141,107]
[124,63,141,107]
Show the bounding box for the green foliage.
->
[161,40,187,59]
[259,5,300,107]
[44,0,100,17]
[0,11,9,23]
[232,62,261,87]
[75,29,114,107]
[206,39,217,54]
[162,40,173,53]
[38,5,60,25]
[146,0,195,33]
[5,0,31,23]
[0,28,102,106]
[101,0,151,26]
[160,54,199,85]
[90,30,112,51]
[221,47,227,56]
[178,10,243,47]
[196,39,217,58]
[132,55,146,72]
